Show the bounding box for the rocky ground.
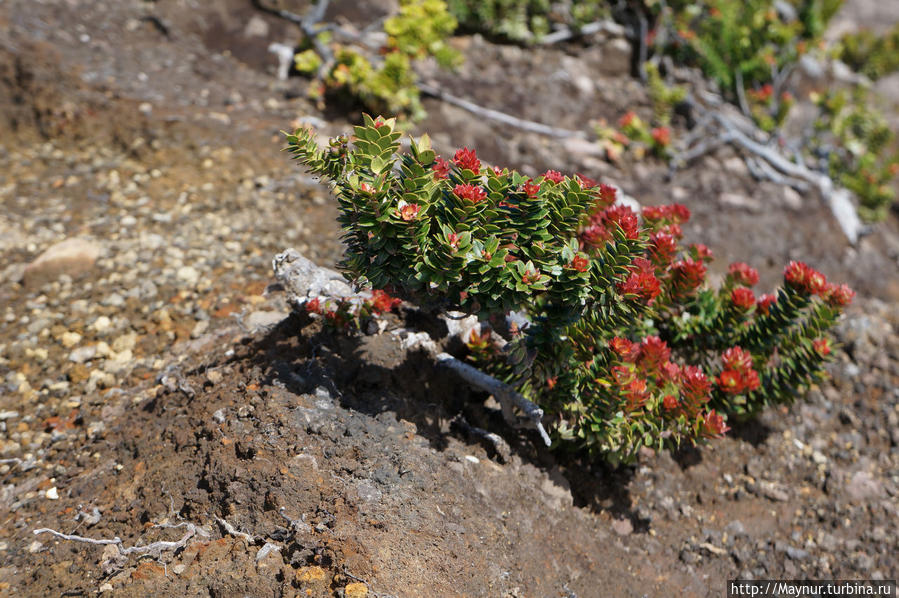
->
[0,0,897,596]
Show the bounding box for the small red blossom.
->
[546,376,558,390]
[432,156,450,179]
[619,111,638,128]
[521,266,542,285]
[717,369,742,393]
[638,335,671,374]
[701,409,729,437]
[662,394,680,411]
[680,365,712,409]
[453,183,487,203]
[670,258,707,297]
[601,205,640,239]
[400,203,420,221]
[523,179,541,198]
[571,254,590,272]
[610,337,639,362]
[597,183,618,208]
[305,297,321,314]
[576,173,599,189]
[690,243,714,262]
[649,231,678,266]
[722,346,753,372]
[651,126,671,147]
[579,224,609,248]
[447,232,460,249]
[453,147,481,174]
[622,378,649,411]
[492,165,504,176]
[822,283,854,307]
[373,118,386,128]
[728,262,760,287]
[813,338,831,356]
[757,293,778,314]
[370,289,402,314]
[642,203,690,229]
[619,258,662,304]
[730,287,756,311]
[543,170,565,184]
[359,182,375,194]
[784,261,827,295]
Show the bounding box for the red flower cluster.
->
[784,261,827,295]
[597,183,618,209]
[610,336,640,361]
[728,262,759,287]
[523,179,541,198]
[637,336,671,374]
[813,338,831,356]
[717,346,760,395]
[680,365,712,411]
[305,297,321,314]
[581,204,640,248]
[432,156,450,179]
[571,254,590,272]
[447,232,460,249]
[453,183,487,203]
[619,111,637,128]
[369,289,402,314]
[618,258,662,304]
[700,409,729,438]
[822,283,854,307]
[730,287,756,311]
[669,257,707,297]
[400,203,420,221]
[651,127,671,147]
[453,147,480,174]
[649,231,678,266]
[642,203,690,228]
[542,170,565,184]
[756,293,778,314]
[690,243,714,262]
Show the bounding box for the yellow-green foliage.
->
[815,90,899,221]
[837,23,899,80]
[446,0,607,43]
[295,0,461,120]
[385,0,462,67]
[645,63,687,126]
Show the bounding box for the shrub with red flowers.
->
[287,115,852,463]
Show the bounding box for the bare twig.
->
[279,507,312,533]
[735,70,750,117]
[435,352,551,446]
[213,516,256,544]
[745,156,809,191]
[417,83,586,139]
[33,522,208,557]
[538,19,625,45]
[452,415,512,463]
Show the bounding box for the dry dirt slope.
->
[0,0,898,596]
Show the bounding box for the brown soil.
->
[1,1,897,597]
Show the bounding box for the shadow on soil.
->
[226,310,656,531]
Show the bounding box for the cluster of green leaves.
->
[649,0,841,98]
[813,89,899,221]
[446,0,607,43]
[836,23,899,80]
[286,116,852,464]
[294,0,461,120]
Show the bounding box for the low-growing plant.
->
[836,23,899,81]
[294,0,460,120]
[286,115,853,463]
[813,89,899,221]
[446,0,608,43]
[595,109,671,161]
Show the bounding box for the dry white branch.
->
[417,82,586,139]
[673,105,865,244]
[538,19,625,45]
[33,522,208,557]
[214,516,256,544]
